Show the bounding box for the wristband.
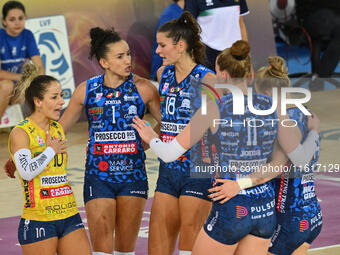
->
[236,176,253,190]
[150,138,187,163]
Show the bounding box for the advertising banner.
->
[25,15,75,108]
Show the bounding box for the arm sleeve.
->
[13,147,56,181]
[26,30,40,58]
[184,0,199,18]
[150,138,187,163]
[287,130,319,167]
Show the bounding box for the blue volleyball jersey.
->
[84,73,146,183]
[158,64,214,176]
[215,93,278,199]
[275,107,321,216]
[0,28,40,74]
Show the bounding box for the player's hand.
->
[307,112,320,133]
[4,159,16,178]
[202,157,211,164]
[132,116,158,144]
[46,131,67,154]
[208,179,241,204]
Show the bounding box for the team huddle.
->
[1,1,323,255]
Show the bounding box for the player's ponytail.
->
[178,11,206,65]
[13,62,58,112]
[255,56,290,94]
[267,56,289,80]
[11,62,39,105]
[158,11,206,65]
[89,27,122,62]
[217,40,251,78]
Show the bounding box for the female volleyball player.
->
[59,27,161,255]
[263,57,322,255]
[149,11,216,255]
[8,64,91,255]
[207,57,322,255]
[133,40,284,255]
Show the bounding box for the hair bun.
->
[89,27,104,40]
[230,40,250,61]
[268,56,288,77]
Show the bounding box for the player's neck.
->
[221,79,248,96]
[29,113,50,132]
[175,55,196,79]
[103,71,128,89]
[237,81,248,95]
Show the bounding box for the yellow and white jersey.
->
[9,118,78,221]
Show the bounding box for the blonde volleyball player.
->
[208,57,322,255]
[8,64,91,255]
[133,41,287,255]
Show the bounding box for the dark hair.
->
[217,40,251,78]
[2,1,25,19]
[158,11,206,65]
[26,75,58,112]
[89,27,122,62]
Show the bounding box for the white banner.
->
[25,15,75,109]
[0,104,24,128]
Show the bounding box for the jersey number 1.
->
[112,106,116,123]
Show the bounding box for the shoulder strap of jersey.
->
[288,107,308,140]
[126,73,135,89]
[8,118,32,156]
[128,72,134,82]
[158,65,175,94]
[196,64,215,78]
[84,73,104,106]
